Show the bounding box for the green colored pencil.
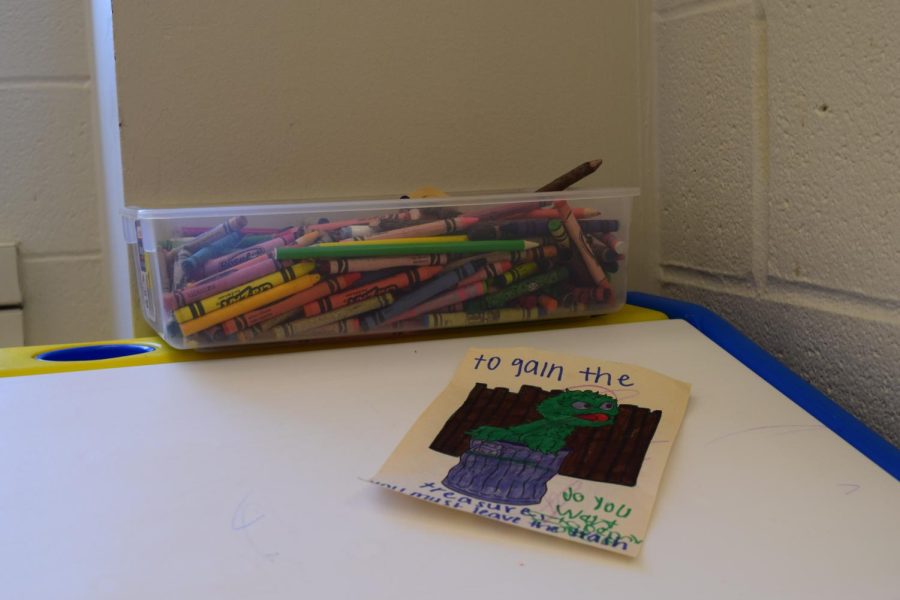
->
[275,240,538,260]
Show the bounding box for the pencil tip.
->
[523,240,540,249]
[588,159,603,170]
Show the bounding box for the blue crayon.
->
[359,260,484,330]
[579,219,620,234]
[181,231,243,278]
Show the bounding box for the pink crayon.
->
[307,218,370,232]
[391,280,490,322]
[364,216,479,240]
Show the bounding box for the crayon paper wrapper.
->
[370,346,690,557]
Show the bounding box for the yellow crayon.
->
[320,235,467,247]
[174,261,315,323]
[179,272,321,336]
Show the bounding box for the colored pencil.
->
[536,159,602,192]
[276,240,538,260]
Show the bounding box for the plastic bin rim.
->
[121,188,640,221]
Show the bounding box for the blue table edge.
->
[627,292,899,480]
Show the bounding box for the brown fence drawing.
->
[430,383,662,487]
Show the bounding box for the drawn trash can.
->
[442,439,569,505]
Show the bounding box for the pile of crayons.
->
[150,196,626,348]
[139,162,630,348]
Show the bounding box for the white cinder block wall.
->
[653,0,900,445]
[0,0,112,344]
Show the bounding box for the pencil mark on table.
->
[232,492,266,530]
[837,483,860,495]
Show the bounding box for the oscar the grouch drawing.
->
[468,389,619,453]
[442,390,619,504]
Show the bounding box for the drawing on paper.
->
[432,384,661,504]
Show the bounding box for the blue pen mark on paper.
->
[231,493,266,530]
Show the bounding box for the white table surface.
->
[1,319,897,599]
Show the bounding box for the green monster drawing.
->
[467,390,619,454]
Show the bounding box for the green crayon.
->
[465,267,569,312]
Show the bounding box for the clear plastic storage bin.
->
[122,188,637,349]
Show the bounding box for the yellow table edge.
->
[0,304,667,378]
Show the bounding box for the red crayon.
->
[302,266,443,317]
[219,273,362,335]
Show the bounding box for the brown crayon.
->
[536,159,602,192]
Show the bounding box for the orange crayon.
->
[220,273,362,336]
[300,266,441,318]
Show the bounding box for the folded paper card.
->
[370,346,690,557]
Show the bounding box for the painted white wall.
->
[0,0,113,344]
[652,0,900,445]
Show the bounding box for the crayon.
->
[219,273,362,336]
[322,235,467,247]
[457,260,513,287]
[272,293,395,339]
[360,260,483,329]
[421,307,542,329]
[521,207,601,219]
[365,216,480,240]
[467,219,549,241]
[171,248,191,289]
[179,271,321,337]
[600,232,627,255]
[180,216,247,253]
[601,260,619,274]
[587,235,620,263]
[554,200,608,286]
[276,239,538,260]
[547,218,572,251]
[164,255,284,310]
[305,317,365,337]
[235,234,277,248]
[201,228,298,277]
[537,294,559,312]
[444,245,558,270]
[180,225,277,237]
[536,159,602,192]
[306,218,370,232]
[174,261,316,323]
[390,280,491,323]
[492,261,542,287]
[464,267,569,312]
[318,254,449,274]
[338,225,376,239]
[302,266,442,318]
[579,219,620,234]
[460,201,543,220]
[180,231,243,278]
